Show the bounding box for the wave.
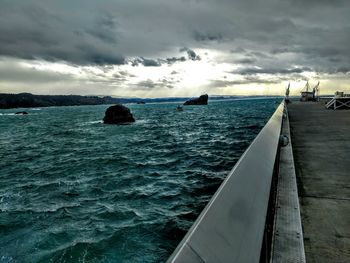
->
[0,98,278,262]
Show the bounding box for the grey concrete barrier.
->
[167,101,285,263]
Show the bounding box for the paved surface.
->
[288,101,350,263]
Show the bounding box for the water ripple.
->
[0,99,278,262]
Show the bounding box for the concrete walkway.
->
[288,101,350,262]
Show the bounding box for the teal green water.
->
[0,98,278,262]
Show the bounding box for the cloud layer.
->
[0,0,349,96]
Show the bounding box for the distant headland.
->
[0,93,134,109]
[0,92,279,109]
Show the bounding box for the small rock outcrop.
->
[184,94,208,105]
[103,104,135,124]
[15,111,28,115]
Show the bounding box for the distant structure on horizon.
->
[300,81,320,101]
[285,82,290,100]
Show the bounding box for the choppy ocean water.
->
[0,98,278,262]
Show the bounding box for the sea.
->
[0,98,279,263]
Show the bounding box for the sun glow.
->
[1,53,349,98]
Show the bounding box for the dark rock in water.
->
[136,101,146,104]
[184,94,208,105]
[15,111,28,115]
[103,104,135,124]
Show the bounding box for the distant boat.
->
[300,81,320,102]
[176,105,183,111]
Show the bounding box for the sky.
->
[0,0,349,98]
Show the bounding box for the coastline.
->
[0,93,282,109]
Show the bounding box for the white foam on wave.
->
[0,255,14,262]
[88,120,102,124]
[78,120,103,126]
[0,192,22,212]
[0,113,15,116]
[135,119,152,125]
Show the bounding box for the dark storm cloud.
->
[140,58,161,67]
[165,56,186,64]
[234,67,312,75]
[180,48,201,61]
[141,58,161,67]
[135,79,174,90]
[235,58,257,64]
[0,1,125,65]
[208,77,280,88]
[248,52,271,59]
[193,31,223,42]
[84,15,118,44]
[0,0,349,76]
[290,0,346,7]
[163,49,202,65]
[335,67,350,74]
[130,57,161,67]
[85,53,126,65]
[270,47,293,54]
[130,55,188,66]
[131,52,195,67]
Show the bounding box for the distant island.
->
[0,93,121,109]
[0,93,280,109]
[184,94,208,105]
